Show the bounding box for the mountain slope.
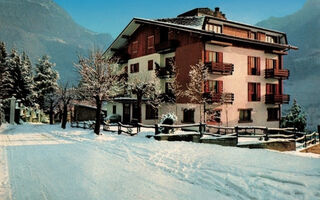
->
[256,0,320,130]
[0,0,113,84]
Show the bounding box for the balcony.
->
[155,65,175,79]
[155,40,179,53]
[265,69,290,80]
[204,92,234,104]
[160,91,176,103]
[205,62,234,75]
[265,94,290,104]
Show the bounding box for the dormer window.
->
[206,24,222,33]
[266,35,275,43]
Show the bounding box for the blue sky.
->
[54,0,306,38]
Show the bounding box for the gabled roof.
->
[104,15,297,57]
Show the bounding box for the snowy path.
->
[1,124,320,200]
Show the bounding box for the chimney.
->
[213,7,227,20]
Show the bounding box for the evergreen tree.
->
[0,100,4,126]
[1,49,20,100]
[0,49,34,106]
[282,99,307,132]
[34,55,59,110]
[0,42,8,99]
[21,52,35,106]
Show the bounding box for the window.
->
[266,35,275,43]
[132,103,139,120]
[146,104,158,120]
[206,24,222,33]
[248,56,261,75]
[183,109,195,123]
[147,35,154,49]
[165,82,173,94]
[266,84,277,95]
[248,82,261,101]
[249,32,256,39]
[148,60,153,71]
[205,51,223,63]
[132,41,138,54]
[266,59,278,70]
[267,108,279,121]
[130,63,139,73]
[112,105,117,114]
[203,80,223,93]
[239,109,253,123]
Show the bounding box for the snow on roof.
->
[156,16,205,30]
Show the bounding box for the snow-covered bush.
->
[159,113,177,134]
[159,112,177,124]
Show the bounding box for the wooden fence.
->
[72,121,320,148]
[71,121,95,129]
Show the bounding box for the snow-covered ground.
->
[0,123,320,200]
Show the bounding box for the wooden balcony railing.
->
[265,69,290,80]
[204,92,234,104]
[155,40,179,53]
[265,94,290,104]
[205,62,234,75]
[155,65,175,79]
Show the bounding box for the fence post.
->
[137,123,140,133]
[304,134,307,147]
[264,128,269,141]
[118,123,121,135]
[199,122,205,137]
[235,126,239,144]
[155,124,159,135]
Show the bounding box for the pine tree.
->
[282,99,307,132]
[0,42,8,99]
[1,49,21,100]
[0,49,35,106]
[21,52,36,106]
[34,55,59,110]
[0,99,4,126]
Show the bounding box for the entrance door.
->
[123,103,131,124]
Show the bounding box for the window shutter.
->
[218,81,223,93]
[205,81,209,93]
[275,84,280,95]
[266,58,269,69]
[257,83,261,101]
[218,52,223,63]
[275,59,279,70]
[248,56,251,75]
[257,57,261,75]
[248,83,252,101]
[205,51,209,62]
[266,84,271,95]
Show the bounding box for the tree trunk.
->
[61,103,68,129]
[94,96,102,135]
[49,102,54,125]
[137,94,142,123]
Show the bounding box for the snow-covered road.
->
[1,124,320,200]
